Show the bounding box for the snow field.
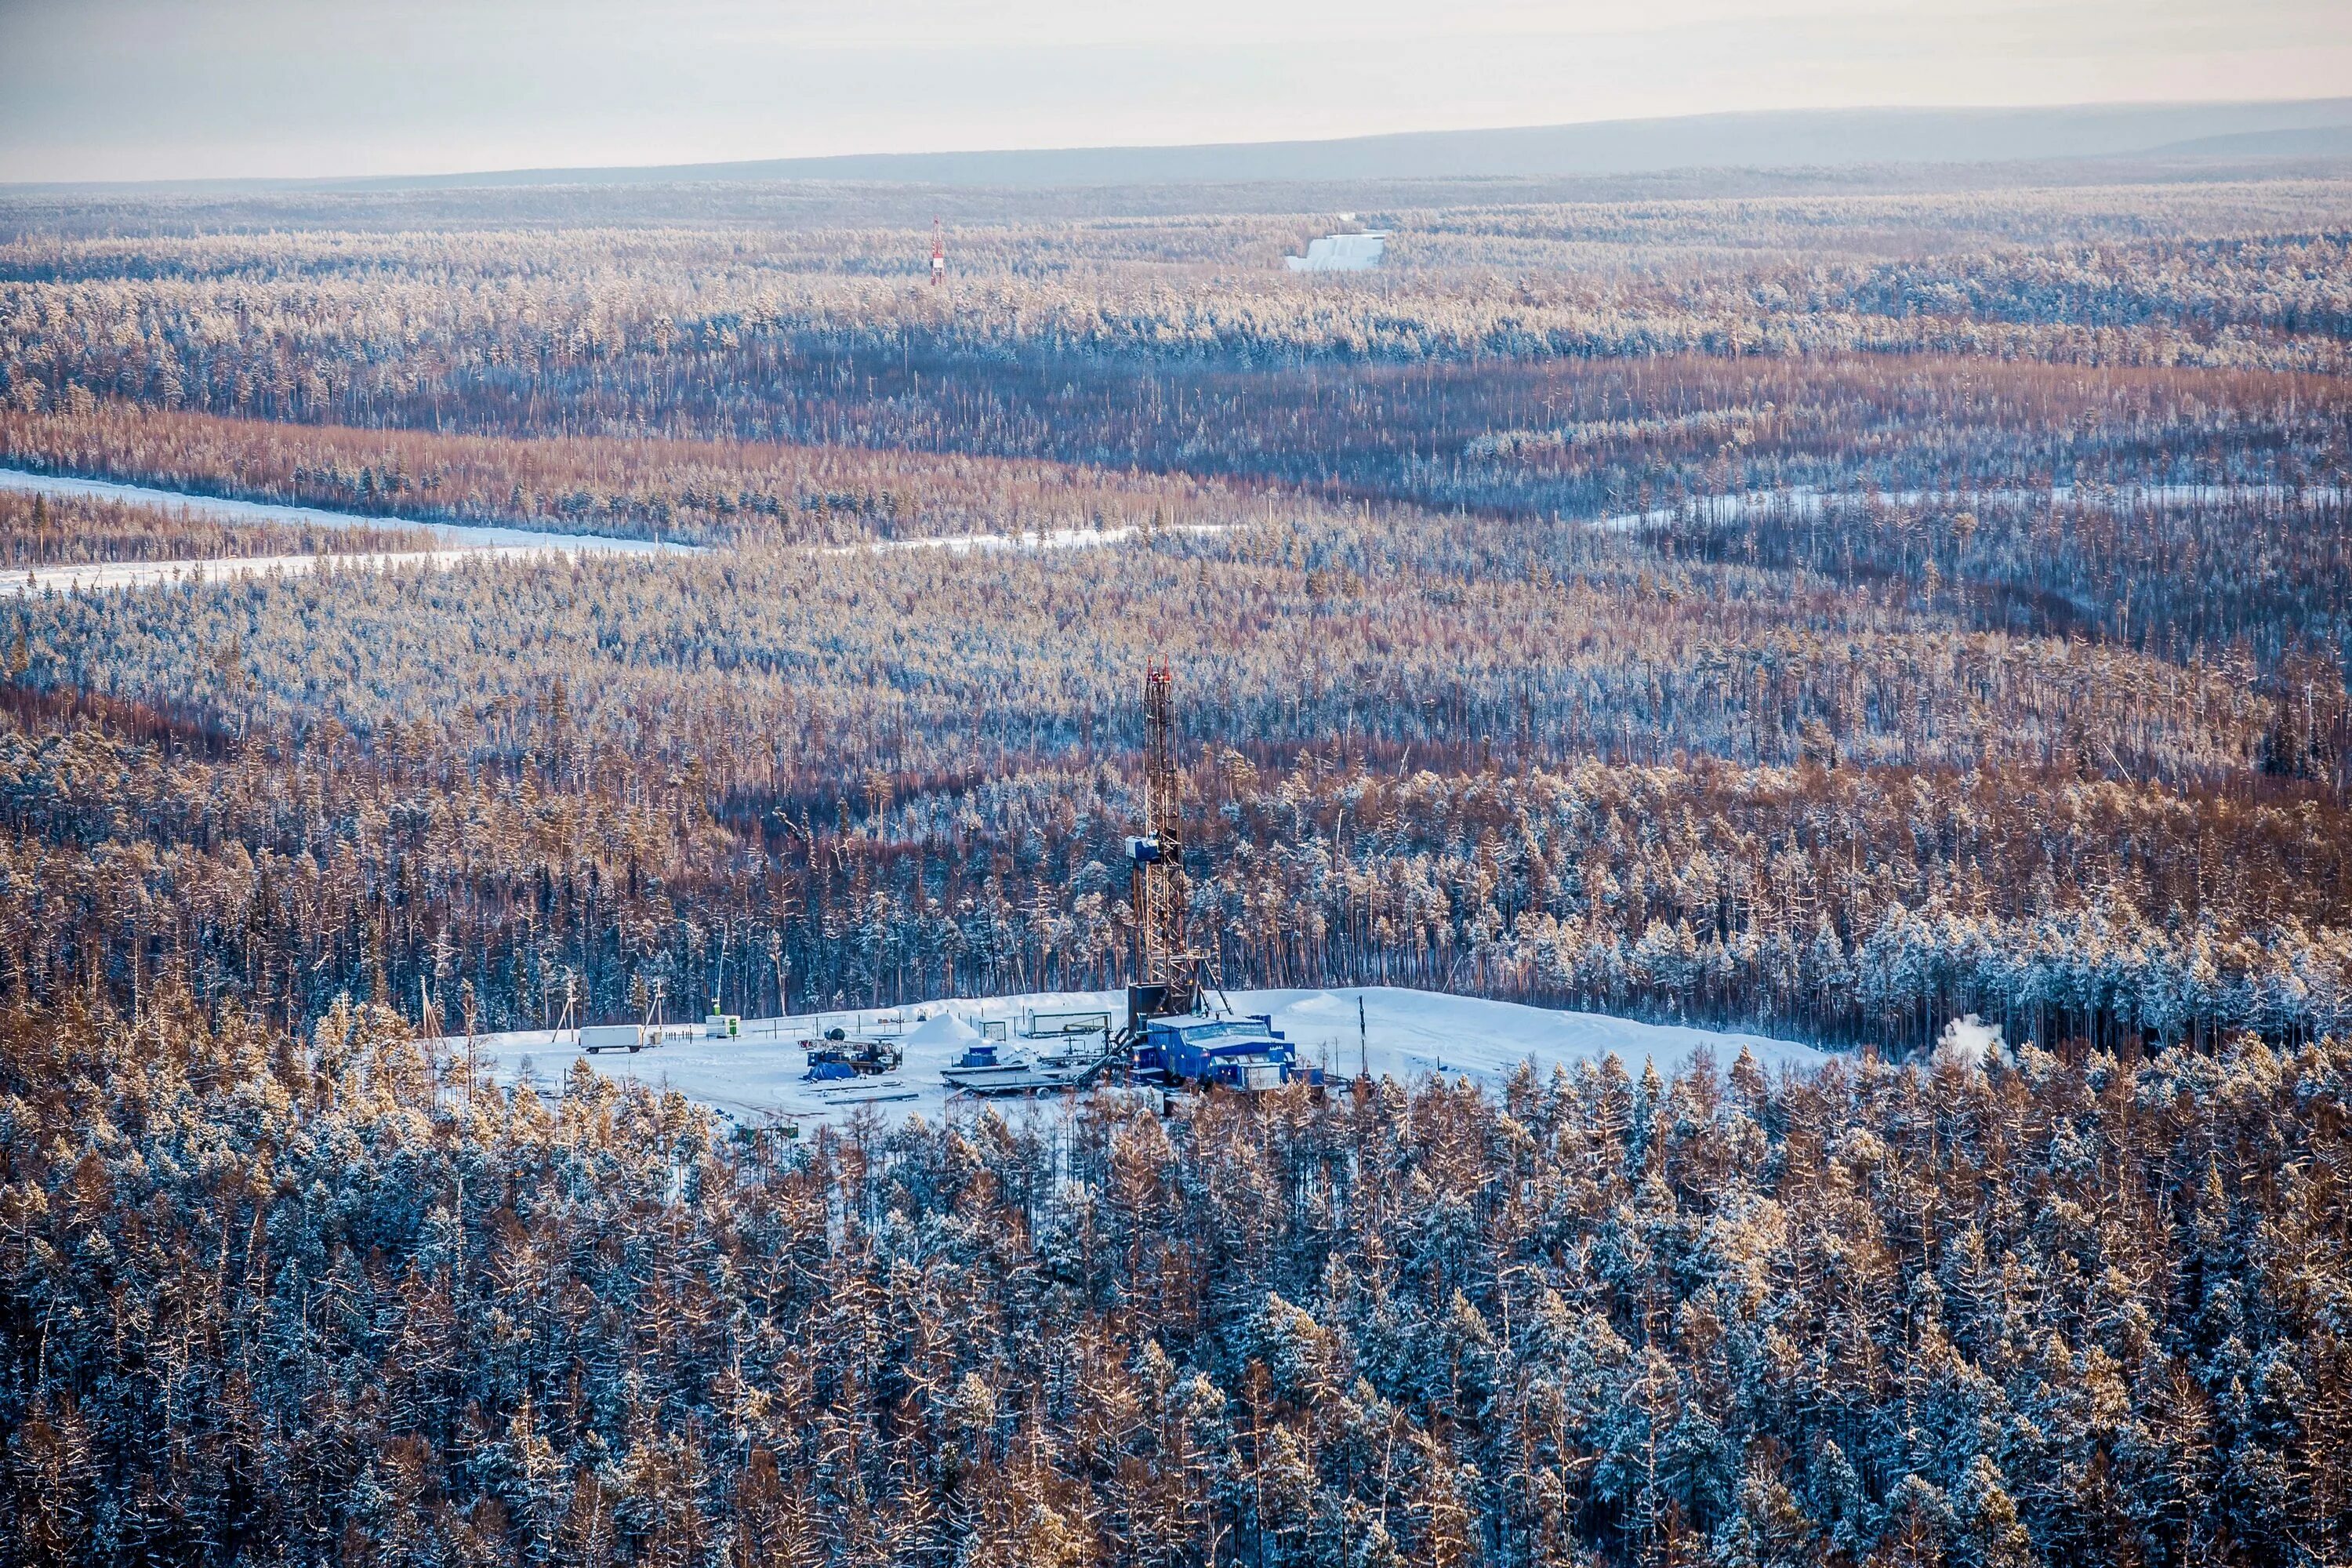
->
[458,984,1825,1133]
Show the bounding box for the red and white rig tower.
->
[931,217,945,286]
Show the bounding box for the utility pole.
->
[461,979,479,1116]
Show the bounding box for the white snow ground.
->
[454,985,1825,1134]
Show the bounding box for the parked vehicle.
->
[581,1022,651,1054]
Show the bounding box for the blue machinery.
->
[1117,659,1324,1093]
[1131,1012,1323,1091]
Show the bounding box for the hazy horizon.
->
[5,0,2350,183]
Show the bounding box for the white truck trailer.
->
[581,1023,651,1054]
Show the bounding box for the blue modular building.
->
[1136,1013,1323,1091]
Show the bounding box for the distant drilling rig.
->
[1125,657,1214,1031]
[1119,661,1316,1092]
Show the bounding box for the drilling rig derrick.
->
[1125,657,1214,1033]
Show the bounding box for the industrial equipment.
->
[1135,1013,1323,1091]
[940,1038,1096,1095]
[1123,657,1226,1036]
[799,1022,904,1077]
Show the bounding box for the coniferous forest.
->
[0,161,2349,1564]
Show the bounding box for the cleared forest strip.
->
[1593,481,2350,531]
[2,522,1241,594]
[0,464,1247,592]
[826,519,1240,556]
[0,406,1317,548]
[0,466,689,555]
[0,544,614,597]
[0,466,705,594]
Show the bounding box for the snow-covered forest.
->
[0,487,426,566]
[5,993,2349,1566]
[0,164,2348,1563]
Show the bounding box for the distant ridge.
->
[13,99,2352,195]
[2136,124,2352,159]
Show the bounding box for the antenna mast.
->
[931,217,945,286]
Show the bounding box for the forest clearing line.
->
[0,466,689,555]
[1594,479,2348,531]
[822,519,1239,556]
[1,543,612,597]
[6,462,2341,596]
[0,463,1250,592]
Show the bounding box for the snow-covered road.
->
[0,544,623,595]
[828,521,1237,556]
[0,466,1235,593]
[1592,481,2346,532]
[0,466,697,594]
[450,984,1826,1134]
[15,465,2335,597]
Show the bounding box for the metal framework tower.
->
[1130,657,1205,1020]
[931,217,945,286]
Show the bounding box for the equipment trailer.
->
[800,1025,904,1080]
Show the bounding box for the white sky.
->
[2,0,2347,182]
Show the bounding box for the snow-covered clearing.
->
[16,466,2330,597]
[0,467,696,594]
[0,466,1234,593]
[0,544,637,597]
[827,521,1237,556]
[1592,481,2346,532]
[455,984,1825,1134]
[0,467,691,554]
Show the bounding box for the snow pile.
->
[903,1011,982,1047]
